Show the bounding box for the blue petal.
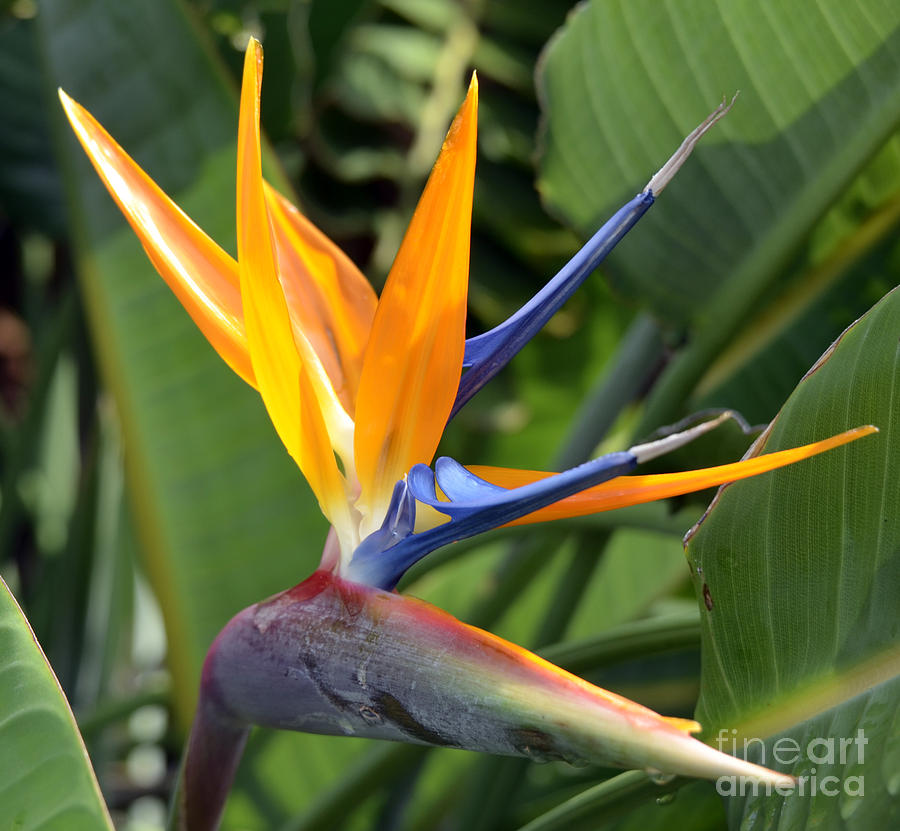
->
[454,191,654,418]
[347,451,636,590]
[431,457,507,505]
[350,479,417,563]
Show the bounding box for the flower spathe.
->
[62,38,876,828]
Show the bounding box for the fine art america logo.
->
[714,729,868,797]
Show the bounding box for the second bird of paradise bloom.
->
[61,38,875,830]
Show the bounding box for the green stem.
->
[556,313,663,469]
[531,531,611,648]
[539,611,701,675]
[77,687,169,740]
[279,744,426,831]
[514,770,683,831]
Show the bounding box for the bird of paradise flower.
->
[60,38,874,830]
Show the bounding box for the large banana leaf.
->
[691,135,900,423]
[686,286,900,828]
[538,0,900,322]
[537,0,900,429]
[0,576,113,830]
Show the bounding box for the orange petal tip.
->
[353,76,478,523]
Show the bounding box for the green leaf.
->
[513,775,723,831]
[564,528,690,641]
[692,136,900,423]
[537,1,900,433]
[0,16,65,235]
[537,0,900,323]
[685,286,900,828]
[0,576,113,830]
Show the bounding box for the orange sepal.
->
[298,362,353,544]
[469,426,878,525]
[354,76,478,523]
[265,184,376,411]
[236,39,346,512]
[58,89,253,386]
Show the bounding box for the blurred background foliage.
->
[0,0,897,829]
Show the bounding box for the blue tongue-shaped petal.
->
[347,414,739,590]
[433,457,508,505]
[347,450,636,589]
[348,94,738,590]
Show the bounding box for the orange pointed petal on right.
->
[58,89,253,387]
[468,426,878,525]
[354,76,478,524]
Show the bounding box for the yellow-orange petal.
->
[468,426,878,525]
[58,89,253,386]
[354,75,478,529]
[298,362,354,549]
[265,184,377,411]
[236,39,349,514]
